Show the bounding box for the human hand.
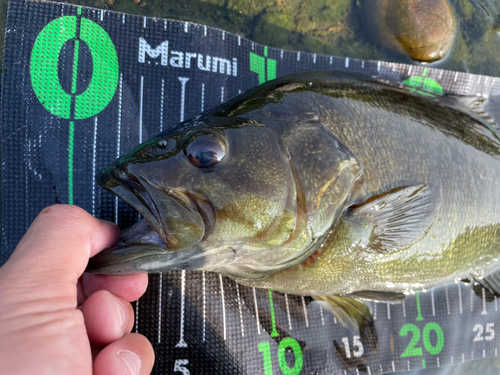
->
[0,205,155,374]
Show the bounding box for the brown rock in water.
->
[374,0,456,62]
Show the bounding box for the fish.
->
[87,71,500,319]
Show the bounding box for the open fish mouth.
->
[96,165,216,252]
[97,165,173,247]
[86,165,216,274]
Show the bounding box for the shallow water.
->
[2,0,499,76]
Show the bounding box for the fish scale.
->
[2,0,500,373]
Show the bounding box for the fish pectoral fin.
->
[474,267,500,297]
[345,290,406,303]
[346,184,441,254]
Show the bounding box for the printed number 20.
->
[399,323,444,358]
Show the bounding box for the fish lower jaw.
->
[112,218,168,250]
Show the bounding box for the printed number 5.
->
[174,359,190,374]
[473,323,495,342]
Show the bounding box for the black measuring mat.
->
[2,0,500,373]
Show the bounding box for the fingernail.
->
[117,350,142,375]
[115,298,128,330]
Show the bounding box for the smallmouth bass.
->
[87,71,500,304]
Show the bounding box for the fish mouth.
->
[96,165,216,251]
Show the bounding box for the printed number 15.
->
[341,336,364,358]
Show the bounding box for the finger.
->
[81,290,134,346]
[80,273,149,302]
[93,333,154,375]
[0,205,120,302]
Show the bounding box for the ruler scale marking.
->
[91,117,97,215]
[301,296,309,327]
[285,293,292,330]
[202,271,206,342]
[160,79,164,132]
[178,77,189,122]
[431,288,435,316]
[458,283,463,314]
[158,273,162,343]
[236,283,245,337]
[139,76,144,144]
[219,274,226,340]
[253,287,261,334]
[115,73,123,224]
[135,299,139,333]
[471,287,474,312]
[175,270,187,347]
[445,284,450,315]
[482,287,488,315]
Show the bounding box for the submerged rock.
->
[372,0,457,62]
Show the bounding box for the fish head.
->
[88,114,361,279]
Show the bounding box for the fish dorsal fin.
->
[482,95,500,134]
[345,290,407,303]
[346,185,441,254]
[283,121,362,238]
[439,94,500,136]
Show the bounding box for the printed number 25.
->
[473,323,495,342]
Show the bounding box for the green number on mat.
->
[400,322,444,358]
[278,337,303,375]
[258,342,273,375]
[400,323,423,357]
[30,14,119,119]
[259,338,303,375]
[423,322,444,355]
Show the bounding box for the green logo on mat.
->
[250,46,276,84]
[30,9,119,119]
[403,68,444,97]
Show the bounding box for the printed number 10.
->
[258,338,303,375]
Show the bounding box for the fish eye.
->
[185,134,226,168]
[157,140,168,148]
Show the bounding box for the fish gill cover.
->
[2,0,500,373]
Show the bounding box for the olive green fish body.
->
[88,71,500,298]
[233,76,500,295]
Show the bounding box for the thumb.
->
[0,205,119,305]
